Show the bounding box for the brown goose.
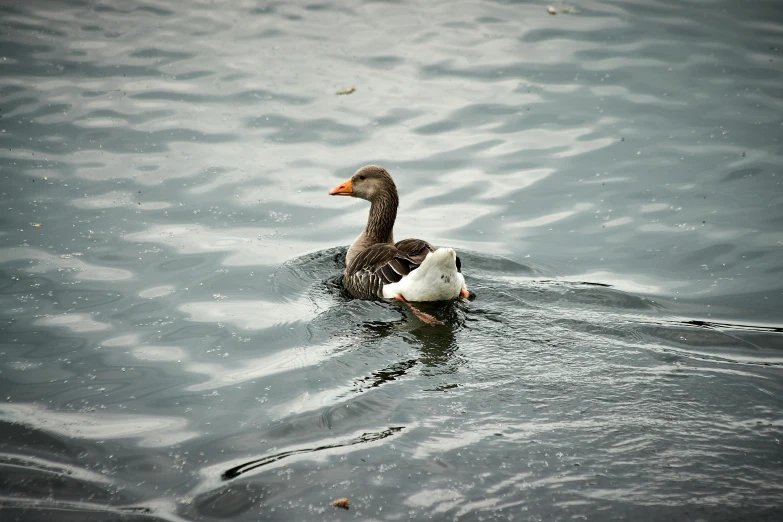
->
[329,165,470,308]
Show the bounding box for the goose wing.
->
[394,238,435,265]
[345,244,421,299]
[396,238,462,273]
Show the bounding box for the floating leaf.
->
[32,223,41,228]
[336,87,355,96]
[332,498,350,509]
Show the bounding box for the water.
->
[1,0,782,520]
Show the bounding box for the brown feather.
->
[380,264,402,283]
[395,238,435,265]
[344,244,421,299]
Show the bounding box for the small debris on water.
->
[332,498,350,509]
[32,223,41,228]
[336,87,355,96]
[547,5,557,14]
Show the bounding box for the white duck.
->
[329,165,470,318]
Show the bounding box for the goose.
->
[329,165,470,321]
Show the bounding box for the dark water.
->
[1,0,782,520]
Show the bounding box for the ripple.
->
[558,270,679,295]
[35,313,111,332]
[0,247,133,281]
[124,224,320,267]
[185,343,336,392]
[72,191,172,210]
[245,113,364,145]
[0,403,197,448]
[178,299,316,330]
[139,285,176,299]
[506,202,595,229]
[221,426,404,480]
[130,345,187,362]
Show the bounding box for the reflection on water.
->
[1,0,782,519]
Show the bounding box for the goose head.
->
[328,165,397,202]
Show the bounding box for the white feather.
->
[382,248,466,301]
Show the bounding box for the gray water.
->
[1,0,782,520]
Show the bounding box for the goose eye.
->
[358,175,366,181]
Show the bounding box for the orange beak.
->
[329,178,353,196]
[460,288,470,299]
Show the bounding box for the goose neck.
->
[365,192,398,245]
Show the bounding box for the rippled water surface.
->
[2,0,782,520]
